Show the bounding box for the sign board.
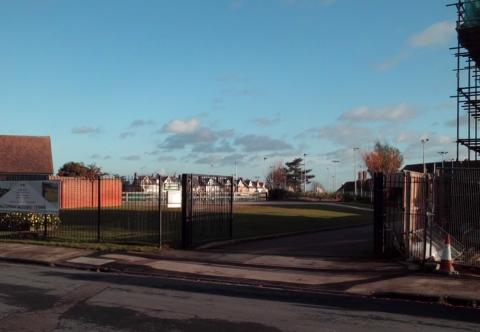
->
[0,181,60,215]
[167,190,181,208]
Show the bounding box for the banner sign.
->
[0,181,60,215]
[167,190,181,208]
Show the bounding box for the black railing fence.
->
[182,174,233,248]
[0,173,233,248]
[374,168,480,269]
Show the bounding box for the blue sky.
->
[0,0,463,187]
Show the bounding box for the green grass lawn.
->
[0,203,372,248]
[232,203,372,239]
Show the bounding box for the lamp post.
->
[263,157,268,182]
[421,138,429,174]
[353,147,359,198]
[303,153,308,192]
[326,167,330,192]
[332,160,340,192]
[234,160,238,182]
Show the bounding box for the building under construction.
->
[452,0,480,160]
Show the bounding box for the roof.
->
[0,135,53,175]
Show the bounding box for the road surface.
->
[0,262,479,332]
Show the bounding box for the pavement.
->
[0,225,479,309]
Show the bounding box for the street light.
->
[263,157,268,182]
[421,138,429,174]
[353,147,359,198]
[332,160,340,192]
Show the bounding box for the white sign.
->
[167,190,181,208]
[0,181,60,215]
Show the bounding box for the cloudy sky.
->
[0,1,463,186]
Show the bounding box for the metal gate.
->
[181,174,233,248]
[374,170,472,267]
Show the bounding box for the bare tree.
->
[266,162,287,190]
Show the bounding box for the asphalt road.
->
[210,224,374,259]
[0,262,479,332]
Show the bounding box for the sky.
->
[0,0,466,188]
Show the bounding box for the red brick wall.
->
[50,177,122,209]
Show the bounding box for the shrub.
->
[0,213,60,232]
[268,189,288,200]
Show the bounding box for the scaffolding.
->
[450,1,480,160]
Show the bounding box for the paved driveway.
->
[209,224,374,260]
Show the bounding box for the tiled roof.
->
[0,135,53,174]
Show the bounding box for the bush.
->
[0,213,60,232]
[268,189,288,200]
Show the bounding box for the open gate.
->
[181,174,233,248]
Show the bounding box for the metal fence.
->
[374,168,480,269]
[181,174,233,248]
[0,173,233,248]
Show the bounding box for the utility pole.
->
[353,147,359,198]
[421,138,429,174]
[303,153,307,192]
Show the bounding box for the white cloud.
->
[375,51,411,72]
[119,131,135,139]
[129,119,155,128]
[235,135,293,152]
[122,155,141,161]
[162,118,201,134]
[71,126,101,135]
[251,116,281,127]
[315,124,376,146]
[445,115,468,128]
[409,21,456,48]
[281,0,336,7]
[376,21,456,71]
[339,104,415,123]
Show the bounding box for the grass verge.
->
[233,203,372,239]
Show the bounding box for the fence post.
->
[97,176,101,242]
[158,174,163,248]
[181,174,188,248]
[230,176,234,238]
[373,173,385,257]
[423,175,428,263]
[43,214,48,238]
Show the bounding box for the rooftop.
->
[0,135,54,175]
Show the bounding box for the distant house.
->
[338,179,373,197]
[314,185,325,194]
[127,175,181,193]
[252,180,268,193]
[0,135,53,180]
[236,178,249,193]
[138,176,158,193]
[206,178,221,195]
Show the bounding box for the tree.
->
[285,158,315,192]
[57,162,104,178]
[363,141,403,175]
[266,162,287,189]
